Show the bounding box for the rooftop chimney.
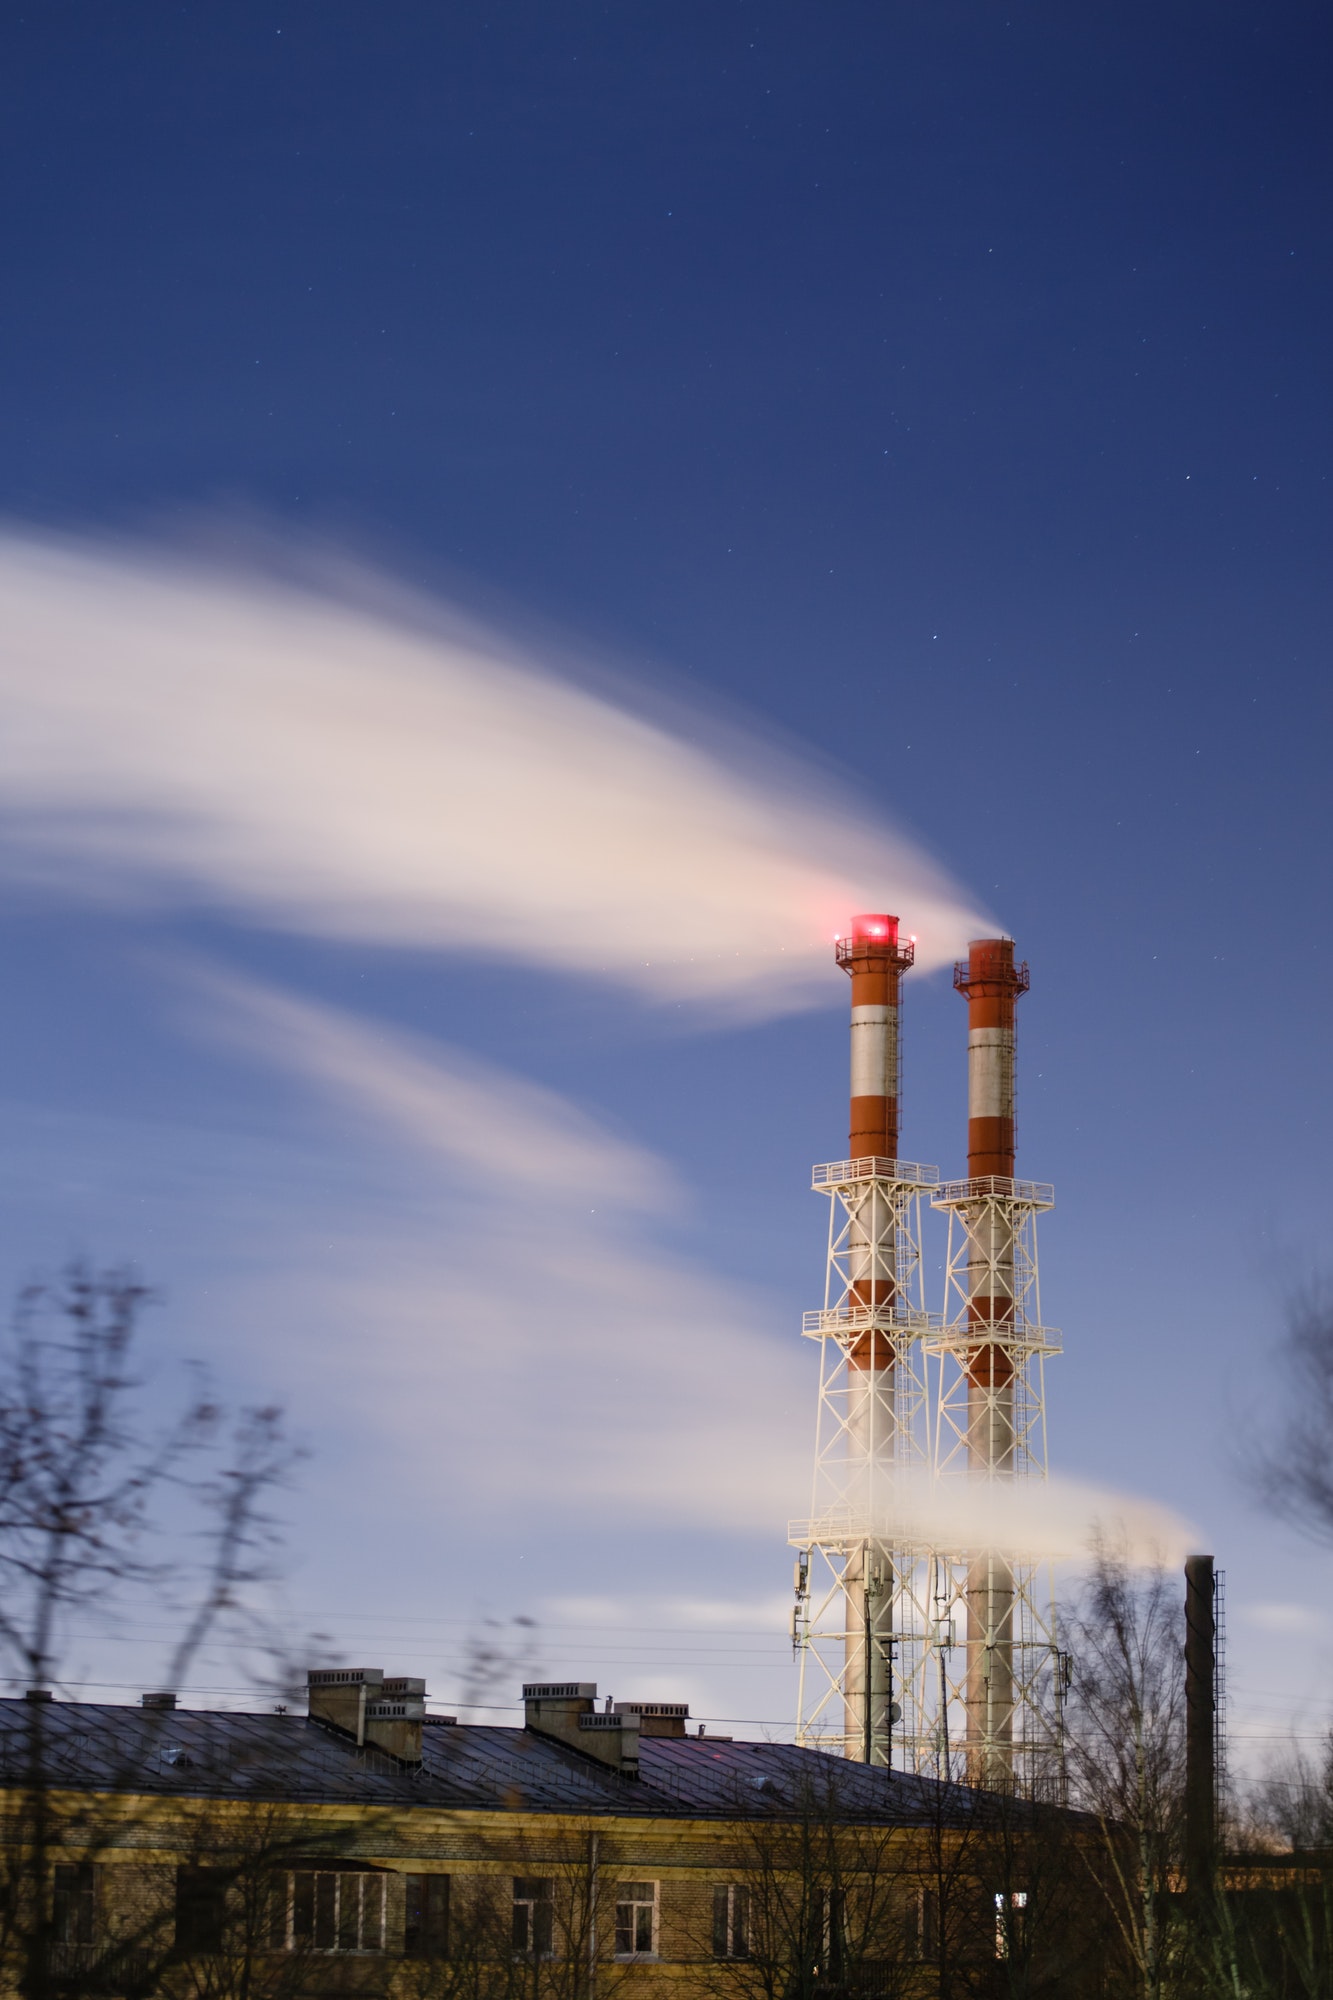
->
[523,1682,640,1777]
[307,1668,424,1766]
[366,1676,426,1765]
[613,1700,690,1738]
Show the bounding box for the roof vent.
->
[614,1700,690,1738]
[24,1689,52,1703]
[141,1691,177,1711]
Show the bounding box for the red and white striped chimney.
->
[960,935,1025,1180]
[840,912,911,1165]
[956,936,1029,1344]
[954,935,1030,1783]
[835,914,914,1764]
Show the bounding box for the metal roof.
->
[0,1700,990,1827]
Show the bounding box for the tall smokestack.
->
[955,937,1029,1785]
[1185,1554,1217,1908]
[841,911,909,1163]
[836,913,914,1763]
[960,935,1025,1184]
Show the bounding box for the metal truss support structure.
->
[790,928,1066,1797]
[791,1154,940,1765]
[917,1174,1066,1796]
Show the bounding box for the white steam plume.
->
[859,1470,1198,1566]
[0,528,987,1011]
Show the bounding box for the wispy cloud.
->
[0,527,988,1013]
[180,961,671,1209]
[1242,1602,1327,1637]
[175,965,812,1534]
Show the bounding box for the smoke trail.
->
[0,527,987,1012]
[865,1469,1198,1566]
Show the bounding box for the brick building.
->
[0,1673,1091,1998]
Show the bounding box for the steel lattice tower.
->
[793,928,1066,1795]
[791,913,940,1765]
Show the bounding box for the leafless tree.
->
[1062,1545,1187,2000]
[1246,1734,1333,1857]
[1190,1741,1333,1999]
[127,1803,371,2000]
[0,1263,296,2000]
[687,1762,994,2000]
[456,1618,542,1726]
[1061,1543,1333,1999]
[398,1821,631,2000]
[903,1770,1125,2000]
[1254,1282,1333,1545]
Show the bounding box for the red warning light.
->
[850,912,898,945]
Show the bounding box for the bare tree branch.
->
[0,1261,299,2000]
[1254,1281,1333,1544]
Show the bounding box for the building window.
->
[994,1890,1027,1961]
[175,1868,231,1955]
[810,1888,843,1978]
[512,1879,554,1958]
[712,1884,749,1960]
[917,1888,938,1960]
[273,1871,386,1953]
[404,1874,450,1958]
[614,1882,657,1959]
[52,1865,97,1947]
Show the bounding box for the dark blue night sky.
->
[0,4,1329,1751]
